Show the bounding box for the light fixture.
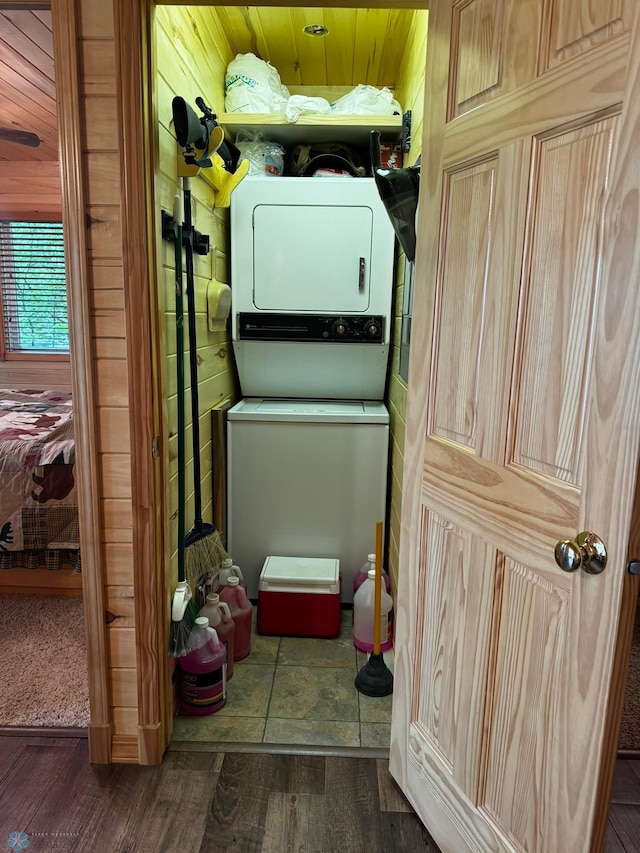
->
[303,24,329,37]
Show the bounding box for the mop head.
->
[184,524,229,592]
[169,580,197,658]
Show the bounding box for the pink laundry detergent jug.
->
[178,617,227,715]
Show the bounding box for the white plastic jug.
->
[352,568,393,653]
[198,593,236,679]
[217,557,246,589]
[353,553,391,594]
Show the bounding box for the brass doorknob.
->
[554,531,607,574]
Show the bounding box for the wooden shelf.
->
[218,113,403,148]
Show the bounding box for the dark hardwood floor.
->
[0,735,639,851]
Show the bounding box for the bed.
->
[0,389,80,588]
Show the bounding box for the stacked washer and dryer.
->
[227,175,396,604]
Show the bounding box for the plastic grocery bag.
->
[224,53,290,113]
[285,95,332,123]
[235,131,285,176]
[331,85,401,116]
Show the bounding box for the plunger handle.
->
[373,520,383,655]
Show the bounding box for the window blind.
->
[0,220,69,353]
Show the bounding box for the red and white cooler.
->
[257,556,341,638]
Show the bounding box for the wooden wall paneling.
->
[52,0,112,765]
[92,304,126,343]
[154,4,241,751]
[155,6,232,116]
[323,9,357,87]
[383,10,428,587]
[103,498,134,543]
[85,206,123,258]
[78,0,114,39]
[111,667,138,707]
[94,358,130,407]
[79,41,117,96]
[100,452,133,498]
[215,5,269,72]
[105,580,137,626]
[82,97,119,149]
[0,8,59,162]
[378,10,414,88]
[190,7,236,90]
[89,259,124,289]
[103,543,135,586]
[108,627,138,669]
[353,9,390,87]
[0,162,61,216]
[0,360,71,390]
[97,406,131,453]
[290,8,326,87]
[84,152,121,204]
[256,7,301,86]
[394,10,428,162]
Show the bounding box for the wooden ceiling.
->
[213,7,416,88]
[0,8,57,162]
[0,4,416,165]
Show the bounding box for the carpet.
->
[0,593,90,728]
[619,605,640,751]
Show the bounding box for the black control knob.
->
[333,320,348,338]
[365,321,381,338]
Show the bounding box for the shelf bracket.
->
[402,110,412,154]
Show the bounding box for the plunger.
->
[355,520,394,697]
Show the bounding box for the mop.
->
[169,193,197,657]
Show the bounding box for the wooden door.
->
[390,2,640,851]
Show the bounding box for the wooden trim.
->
[587,4,640,849]
[114,0,166,767]
[0,1,50,7]
[617,749,640,760]
[0,726,88,738]
[111,733,141,763]
[0,567,82,595]
[51,0,112,765]
[157,0,429,7]
[211,403,233,543]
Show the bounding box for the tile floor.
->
[173,607,393,749]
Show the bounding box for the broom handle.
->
[373,520,383,655]
[183,183,204,525]
[174,193,186,583]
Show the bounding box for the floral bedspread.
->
[0,389,79,554]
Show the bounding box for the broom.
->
[169,192,197,657]
[182,179,229,593]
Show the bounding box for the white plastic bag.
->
[285,95,332,123]
[235,131,285,176]
[224,53,290,114]
[331,85,401,116]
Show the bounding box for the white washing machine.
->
[227,398,389,603]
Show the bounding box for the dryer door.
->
[252,203,373,312]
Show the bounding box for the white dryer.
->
[230,176,395,400]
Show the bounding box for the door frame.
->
[134,0,430,755]
[52,0,165,764]
[51,0,112,761]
